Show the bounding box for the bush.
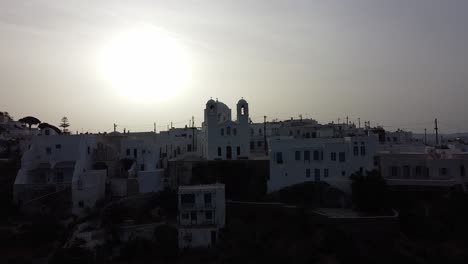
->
[350,170,389,212]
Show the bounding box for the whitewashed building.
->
[14,134,106,216]
[268,135,379,193]
[178,184,225,249]
[201,99,250,160]
[379,146,468,190]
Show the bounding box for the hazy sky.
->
[1,0,467,133]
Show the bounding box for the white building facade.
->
[379,147,468,190]
[201,99,250,160]
[268,135,379,193]
[177,184,225,249]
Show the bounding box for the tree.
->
[350,170,389,212]
[38,123,62,134]
[59,117,70,133]
[18,116,41,130]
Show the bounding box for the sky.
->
[1,0,467,133]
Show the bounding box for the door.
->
[210,230,217,245]
[226,146,232,160]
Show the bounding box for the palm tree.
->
[18,116,41,130]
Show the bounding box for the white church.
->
[200,98,251,160]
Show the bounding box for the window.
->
[227,126,231,135]
[182,213,189,220]
[221,128,224,136]
[218,147,222,156]
[315,169,320,179]
[313,150,320,161]
[56,172,64,183]
[87,147,90,154]
[339,152,345,162]
[46,147,51,155]
[233,128,237,135]
[258,141,263,147]
[250,141,255,150]
[324,168,329,177]
[439,168,448,176]
[126,149,130,156]
[55,144,61,149]
[403,166,410,178]
[331,152,337,161]
[360,146,366,156]
[204,193,212,205]
[304,150,310,161]
[140,164,145,171]
[295,151,301,161]
[237,146,240,156]
[205,211,213,220]
[306,168,311,178]
[391,166,399,177]
[461,166,466,177]
[415,166,423,177]
[191,211,197,221]
[181,194,195,206]
[276,152,283,164]
[187,144,192,152]
[353,146,359,156]
[78,201,84,208]
[45,129,50,136]
[77,180,83,190]
[259,129,262,135]
[134,148,137,158]
[342,171,346,176]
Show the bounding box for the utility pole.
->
[154,122,156,133]
[424,128,427,145]
[435,118,439,145]
[192,116,195,152]
[264,115,268,155]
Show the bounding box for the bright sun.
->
[98,28,191,102]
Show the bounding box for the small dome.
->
[206,98,216,105]
[238,98,247,105]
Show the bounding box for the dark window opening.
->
[295,151,301,161]
[181,194,195,206]
[339,152,345,162]
[276,152,283,164]
[204,193,212,205]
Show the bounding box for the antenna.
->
[264,116,268,155]
[114,123,117,133]
[358,118,361,128]
[192,116,195,152]
[435,118,439,145]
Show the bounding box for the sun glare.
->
[97,28,191,102]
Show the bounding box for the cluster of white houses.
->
[7,98,468,246]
